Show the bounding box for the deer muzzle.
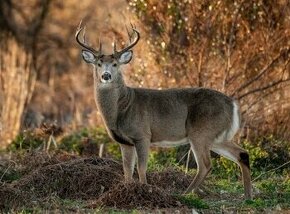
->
[101,72,112,82]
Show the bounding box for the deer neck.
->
[94,75,132,129]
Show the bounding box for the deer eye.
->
[112,63,117,67]
[97,63,102,67]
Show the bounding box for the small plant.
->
[106,142,122,160]
[0,165,21,183]
[8,130,45,151]
[247,136,290,172]
[244,198,265,208]
[59,127,117,157]
[175,193,209,209]
[148,148,178,171]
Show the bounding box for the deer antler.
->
[113,24,140,58]
[75,20,102,55]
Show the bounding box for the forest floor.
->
[0,150,290,214]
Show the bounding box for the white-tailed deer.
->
[76,23,252,199]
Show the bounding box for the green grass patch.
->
[0,167,21,183]
[175,193,209,209]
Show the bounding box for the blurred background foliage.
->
[0,0,290,173]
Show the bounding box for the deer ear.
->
[118,50,133,64]
[81,50,96,63]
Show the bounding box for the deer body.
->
[97,85,234,146]
[76,24,252,199]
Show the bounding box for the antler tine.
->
[128,22,138,42]
[125,25,132,43]
[130,23,138,32]
[75,20,101,55]
[99,36,102,53]
[113,37,117,53]
[114,24,140,57]
[77,19,83,31]
[83,26,87,43]
[75,20,84,39]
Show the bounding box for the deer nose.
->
[102,72,112,81]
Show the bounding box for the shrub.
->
[8,130,45,151]
[59,127,118,157]
[175,193,209,209]
[212,136,290,178]
[148,148,178,171]
[246,136,290,172]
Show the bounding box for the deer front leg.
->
[135,140,150,184]
[120,144,136,182]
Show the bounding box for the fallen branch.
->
[252,160,290,182]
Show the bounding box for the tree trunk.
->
[0,35,36,148]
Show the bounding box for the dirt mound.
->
[14,157,123,199]
[96,182,182,209]
[1,154,192,211]
[0,156,123,210]
[20,150,78,173]
[0,186,26,210]
[148,168,192,194]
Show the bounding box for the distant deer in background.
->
[75,22,252,199]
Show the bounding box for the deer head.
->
[75,22,140,84]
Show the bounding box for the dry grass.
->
[95,182,182,210]
[148,168,192,194]
[15,157,122,199]
[0,152,190,211]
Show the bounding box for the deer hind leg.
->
[184,140,212,194]
[120,144,136,182]
[135,140,150,184]
[211,142,252,199]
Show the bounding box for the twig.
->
[247,98,290,118]
[45,134,57,152]
[232,48,290,97]
[0,165,11,184]
[237,78,290,100]
[223,0,244,90]
[185,149,192,173]
[177,149,190,164]
[0,160,17,184]
[197,42,205,87]
[252,160,290,182]
[241,87,281,115]
[99,143,104,158]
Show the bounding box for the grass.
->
[175,193,209,209]
[199,176,290,213]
